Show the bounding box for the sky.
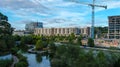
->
[0,0,120,30]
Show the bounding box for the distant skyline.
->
[0,0,120,30]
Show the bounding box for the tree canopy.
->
[0,12,13,35]
[88,38,94,47]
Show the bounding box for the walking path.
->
[80,46,120,53]
[11,55,19,67]
[28,48,46,54]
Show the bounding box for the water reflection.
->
[23,53,51,67]
[0,54,12,60]
[36,54,42,63]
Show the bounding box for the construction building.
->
[25,22,43,32]
[108,15,120,39]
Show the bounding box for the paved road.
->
[80,46,120,53]
[11,55,19,67]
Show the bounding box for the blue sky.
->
[0,0,120,30]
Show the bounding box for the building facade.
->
[81,27,90,37]
[108,16,120,39]
[13,30,25,36]
[25,22,43,32]
[13,30,31,36]
[34,27,90,36]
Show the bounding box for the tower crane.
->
[69,0,107,39]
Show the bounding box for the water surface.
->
[0,54,12,60]
[23,53,51,67]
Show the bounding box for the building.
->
[25,22,43,32]
[81,27,90,37]
[34,27,90,36]
[13,30,31,36]
[34,27,80,36]
[13,30,25,36]
[94,39,120,48]
[108,15,120,39]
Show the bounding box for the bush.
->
[0,59,12,67]
[50,45,120,67]
[15,54,28,67]
[15,62,27,67]
[88,38,94,47]
[35,40,44,50]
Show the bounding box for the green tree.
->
[11,47,19,55]
[24,35,34,44]
[85,50,95,67]
[15,62,27,67]
[0,12,13,35]
[0,59,12,67]
[68,33,76,44]
[0,12,15,55]
[94,27,108,38]
[77,35,82,45]
[65,45,80,67]
[56,45,66,56]
[49,41,56,53]
[0,12,8,21]
[19,37,28,51]
[95,51,108,67]
[0,40,7,51]
[35,40,44,50]
[13,35,21,41]
[6,35,15,49]
[88,38,94,47]
[114,58,120,67]
[51,58,67,67]
[0,21,13,35]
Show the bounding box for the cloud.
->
[89,0,120,12]
[0,0,119,30]
[11,19,35,30]
[44,18,68,24]
[106,1,120,9]
[0,0,51,15]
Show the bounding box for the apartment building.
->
[81,27,90,37]
[108,15,120,39]
[34,27,90,36]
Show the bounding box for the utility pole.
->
[69,0,107,39]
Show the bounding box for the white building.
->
[13,30,30,36]
[34,27,90,36]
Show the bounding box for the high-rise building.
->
[108,15,120,39]
[25,22,43,32]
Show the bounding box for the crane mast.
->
[69,0,107,39]
[91,0,95,39]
